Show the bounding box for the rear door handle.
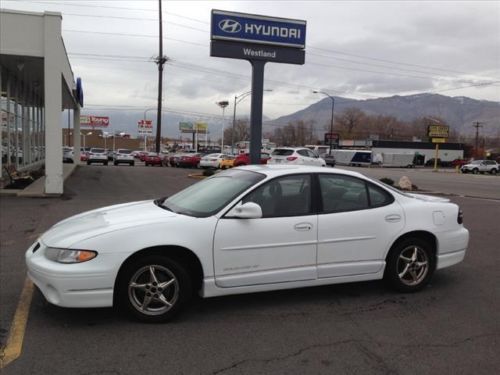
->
[385,214,401,223]
[294,223,313,231]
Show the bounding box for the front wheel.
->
[384,237,435,293]
[472,168,479,174]
[117,256,193,323]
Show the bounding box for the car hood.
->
[41,200,177,248]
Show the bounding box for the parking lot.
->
[1,164,499,374]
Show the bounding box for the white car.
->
[268,147,326,167]
[87,148,108,165]
[199,153,226,169]
[460,160,498,174]
[25,166,469,323]
[113,149,135,166]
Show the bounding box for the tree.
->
[333,108,365,137]
[224,119,250,145]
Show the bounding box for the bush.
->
[202,169,214,177]
[379,177,394,186]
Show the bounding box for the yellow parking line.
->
[0,278,34,369]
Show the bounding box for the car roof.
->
[235,164,366,179]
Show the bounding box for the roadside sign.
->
[432,138,446,143]
[81,115,109,127]
[138,120,153,135]
[324,132,340,142]
[211,10,306,49]
[428,125,449,138]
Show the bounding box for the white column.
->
[73,106,81,162]
[43,13,63,194]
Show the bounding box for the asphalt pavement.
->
[1,164,499,374]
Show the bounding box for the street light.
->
[313,90,335,155]
[231,89,272,155]
[216,101,229,153]
[81,131,92,149]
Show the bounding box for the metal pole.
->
[155,0,165,153]
[221,106,225,152]
[329,97,335,154]
[231,95,237,155]
[434,143,439,171]
[249,60,266,164]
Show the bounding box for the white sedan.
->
[199,153,226,169]
[26,166,469,322]
[268,147,326,167]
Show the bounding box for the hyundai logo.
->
[218,19,242,33]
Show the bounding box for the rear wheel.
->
[384,237,435,292]
[472,168,479,174]
[117,256,192,323]
[490,168,497,175]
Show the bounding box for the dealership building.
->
[1,9,82,194]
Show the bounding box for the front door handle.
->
[385,214,401,223]
[294,223,313,231]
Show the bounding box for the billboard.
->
[211,10,306,48]
[80,115,109,127]
[179,122,208,134]
[138,119,153,135]
[427,125,449,138]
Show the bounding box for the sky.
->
[2,0,500,126]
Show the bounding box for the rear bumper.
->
[436,227,469,269]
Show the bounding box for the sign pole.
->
[434,143,439,171]
[249,60,266,164]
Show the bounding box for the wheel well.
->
[114,246,204,300]
[386,231,437,260]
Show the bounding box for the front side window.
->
[164,169,264,217]
[243,174,312,218]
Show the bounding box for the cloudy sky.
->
[3,0,500,124]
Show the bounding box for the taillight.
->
[457,209,464,224]
[287,156,298,161]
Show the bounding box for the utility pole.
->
[155,0,168,153]
[473,121,483,158]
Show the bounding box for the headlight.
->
[45,248,97,263]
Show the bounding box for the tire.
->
[384,237,435,293]
[114,162,118,166]
[87,161,91,165]
[104,162,108,166]
[117,256,193,323]
[472,168,479,174]
[490,169,497,175]
[130,162,135,167]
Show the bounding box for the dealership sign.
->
[428,124,449,138]
[138,119,153,135]
[211,10,306,48]
[80,115,109,127]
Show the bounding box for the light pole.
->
[313,91,335,155]
[81,131,92,149]
[231,90,272,155]
[216,101,229,153]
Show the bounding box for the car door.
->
[213,174,317,288]
[317,174,405,278]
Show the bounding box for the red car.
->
[451,158,469,167]
[233,152,270,167]
[177,153,202,168]
[138,151,150,162]
[144,152,163,166]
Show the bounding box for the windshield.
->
[163,169,265,217]
[118,149,132,154]
[91,148,104,153]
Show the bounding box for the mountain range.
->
[267,93,500,137]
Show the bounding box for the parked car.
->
[220,155,235,169]
[107,149,114,161]
[233,152,270,167]
[461,160,498,174]
[177,153,202,168]
[87,148,108,165]
[268,147,326,167]
[144,152,163,167]
[138,151,150,162]
[199,153,227,169]
[321,153,336,167]
[80,148,89,162]
[113,149,135,166]
[25,165,469,323]
[425,158,452,168]
[451,158,469,168]
[62,147,73,163]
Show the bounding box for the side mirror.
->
[226,202,262,219]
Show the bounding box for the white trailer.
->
[331,149,372,166]
[377,153,415,167]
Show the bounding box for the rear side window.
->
[367,183,394,207]
[319,174,369,213]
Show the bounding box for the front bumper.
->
[25,241,115,308]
